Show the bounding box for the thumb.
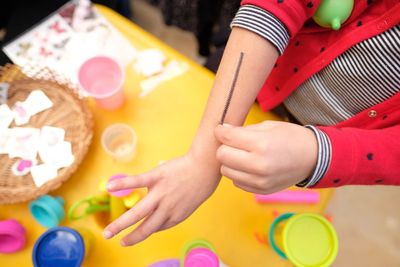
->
[214,123,258,151]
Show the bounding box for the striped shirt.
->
[231,5,400,187]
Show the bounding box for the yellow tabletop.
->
[0,5,332,267]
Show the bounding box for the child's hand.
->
[214,121,318,194]
[103,153,220,246]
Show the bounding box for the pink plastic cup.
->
[0,219,26,253]
[78,56,125,110]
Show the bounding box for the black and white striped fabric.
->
[231,5,290,55]
[231,4,400,187]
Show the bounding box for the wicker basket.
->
[0,64,93,204]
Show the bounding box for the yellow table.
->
[0,6,332,267]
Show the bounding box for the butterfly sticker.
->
[49,21,66,34]
[16,42,32,57]
[53,37,70,50]
[39,47,53,57]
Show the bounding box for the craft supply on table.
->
[78,56,125,110]
[29,195,65,228]
[255,189,320,204]
[107,174,133,197]
[0,82,9,104]
[11,158,37,176]
[0,104,13,129]
[101,123,137,163]
[269,213,338,267]
[100,175,144,208]
[134,49,166,77]
[2,1,136,84]
[0,219,26,254]
[68,195,110,221]
[180,239,229,267]
[148,259,180,267]
[139,60,189,98]
[0,68,93,205]
[32,227,86,267]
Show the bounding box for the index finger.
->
[103,192,158,239]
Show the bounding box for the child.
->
[104,0,400,246]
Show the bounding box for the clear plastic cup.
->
[101,123,137,162]
[78,56,125,110]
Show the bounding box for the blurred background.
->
[1,0,399,266]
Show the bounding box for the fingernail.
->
[120,240,127,246]
[103,230,113,239]
[222,123,233,127]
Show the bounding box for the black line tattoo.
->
[220,52,244,124]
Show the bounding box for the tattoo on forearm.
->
[220,52,244,124]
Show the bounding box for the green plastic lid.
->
[283,213,338,267]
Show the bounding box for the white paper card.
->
[39,126,65,147]
[0,104,14,129]
[31,163,58,187]
[8,127,40,159]
[134,49,166,77]
[23,90,53,116]
[12,102,31,126]
[39,140,74,169]
[139,60,189,97]
[0,128,14,154]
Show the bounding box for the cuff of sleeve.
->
[296,125,332,188]
[231,4,290,55]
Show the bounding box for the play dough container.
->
[181,239,220,267]
[32,227,86,267]
[78,56,125,110]
[0,219,26,253]
[269,213,338,267]
[148,259,180,267]
[184,248,220,267]
[29,195,65,228]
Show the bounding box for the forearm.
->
[190,27,279,163]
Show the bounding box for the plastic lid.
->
[184,248,219,267]
[32,227,85,267]
[283,213,338,267]
[148,259,180,267]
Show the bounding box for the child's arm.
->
[103,27,281,246]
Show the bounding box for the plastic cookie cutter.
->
[68,195,110,221]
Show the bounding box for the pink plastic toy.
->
[78,56,125,110]
[184,248,219,267]
[0,219,26,253]
[108,174,133,197]
[255,190,320,204]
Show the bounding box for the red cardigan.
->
[241,0,400,187]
